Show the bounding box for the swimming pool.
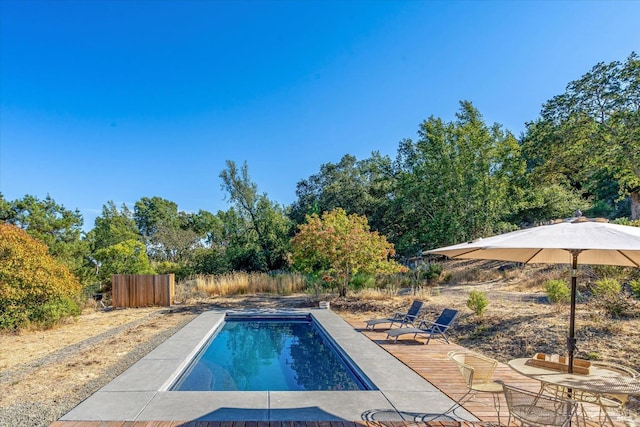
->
[61,309,470,422]
[171,314,372,391]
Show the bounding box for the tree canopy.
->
[0,193,92,284]
[220,160,293,271]
[523,52,639,219]
[93,239,154,286]
[291,208,406,297]
[389,101,525,253]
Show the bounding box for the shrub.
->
[629,280,640,299]
[466,290,489,316]
[592,265,626,281]
[544,279,571,304]
[422,264,442,284]
[0,223,83,330]
[349,272,376,290]
[590,278,622,299]
[612,218,640,227]
[31,297,82,328]
[596,293,636,319]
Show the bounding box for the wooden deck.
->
[352,319,528,425]
[352,319,612,426]
[50,317,616,427]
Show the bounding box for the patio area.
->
[52,310,624,427]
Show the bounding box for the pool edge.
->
[60,308,476,422]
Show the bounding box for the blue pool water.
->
[172,315,369,391]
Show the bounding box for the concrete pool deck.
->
[60,308,476,422]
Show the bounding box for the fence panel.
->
[112,274,174,308]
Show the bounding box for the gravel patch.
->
[0,313,195,427]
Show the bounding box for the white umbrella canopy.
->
[425,219,640,267]
[424,217,640,372]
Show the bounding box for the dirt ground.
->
[2,261,640,426]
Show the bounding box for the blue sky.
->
[1,0,638,231]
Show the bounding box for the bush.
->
[544,279,571,304]
[612,218,640,227]
[349,272,376,290]
[31,297,82,328]
[422,264,442,284]
[590,278,622,299]
[153,260,194,281]
[629,280,640,299]
[588,279,637,318]
[466,290,489,316]
[0,223,83,330]
[596,293,636,319]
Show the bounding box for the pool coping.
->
[61,308,477,422]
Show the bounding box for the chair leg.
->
[492,391,501,426]
[441,389,473,419]
[442,390,502,425]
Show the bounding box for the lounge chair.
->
[385,308,458,344]
[364,300,424,330]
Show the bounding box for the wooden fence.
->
[112,274,174,308]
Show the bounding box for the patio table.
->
[508,358,640,425]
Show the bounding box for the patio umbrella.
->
[424,217,640,373]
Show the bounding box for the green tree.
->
[1,194,93,284]
[134,196,180,240]
[290,153,396,232]
[220,160,293,271]
[0,193,11,219]
[133,196,205,263]
[186,209,226,247]
[0,223,83,330]
[151,223,201,262]
[87,201,141,251]
[392,101,525,254]
[522,52,640,219]
[513,183,588,225]
[93,239,154,286]
[291,208,406,297]
[191,246,230,274]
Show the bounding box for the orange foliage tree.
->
[0,222,82,330]
[290,208,406,297]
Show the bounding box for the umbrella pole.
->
[568,251,580,374]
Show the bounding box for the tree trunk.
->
[339,284,347,298]
[631,191,640,220]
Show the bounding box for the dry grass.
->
[179,271,307,298]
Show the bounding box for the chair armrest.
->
[418,319,442,327]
